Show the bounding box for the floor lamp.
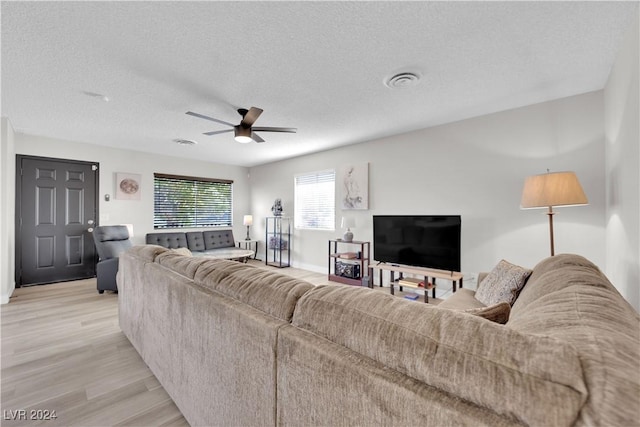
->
[520,171,588,256]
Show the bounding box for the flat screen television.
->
[373,215,461,272]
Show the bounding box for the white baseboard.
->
[292,262,325,275]
[1,282,15,304]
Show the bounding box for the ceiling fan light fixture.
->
[234,126,253,143]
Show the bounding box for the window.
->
[154,173,233,229]
[294,170,335,230]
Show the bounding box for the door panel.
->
[17,156,98,286]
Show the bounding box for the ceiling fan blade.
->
[241,107,263,127]
[186,111,235,127]
[251,132,265,143]
[252,127,297,133]
[203,129,234,136]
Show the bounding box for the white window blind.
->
[154,173,233,229]
[294,170,335,230]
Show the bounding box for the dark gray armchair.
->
[93,225,132,294]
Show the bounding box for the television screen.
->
[373,215,461,271]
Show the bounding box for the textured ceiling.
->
[2,1,637,167]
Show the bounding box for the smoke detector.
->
[384,72,422,89]
[173,138,198,146]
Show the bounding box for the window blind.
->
[294,170,335,230]
[154,173,233,229]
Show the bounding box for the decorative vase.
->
[343,229,353,242]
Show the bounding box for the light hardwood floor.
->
[1,261,447,426]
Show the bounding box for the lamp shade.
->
[341,217,356,229]
[520,171,588,209]
[243,215,253,226]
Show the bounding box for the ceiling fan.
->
[186,107,297,143]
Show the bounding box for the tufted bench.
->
[146,230,250,259]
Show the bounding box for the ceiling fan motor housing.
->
[234,125,253,143]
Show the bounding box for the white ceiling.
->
[2,1,637,167]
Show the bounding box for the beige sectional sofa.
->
[118,246,640,426]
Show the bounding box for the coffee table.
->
[192,249,255,262]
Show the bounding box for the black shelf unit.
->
[265,216,291,268]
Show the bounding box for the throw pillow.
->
[475,260,532,306]
[170,247,192,257]
[463,302,511,324]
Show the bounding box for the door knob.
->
[88,219,94,225]
[88,227,94,233]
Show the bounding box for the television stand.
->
[368,263,463,301]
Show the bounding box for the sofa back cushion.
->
[122,244,169,262]
[155,250,210,279]
[195,259,313,322]
[292,285,587,426]
[185,232,206,251]
[508,254,640,426]
[146,232,188,249]
[203,230,235,250]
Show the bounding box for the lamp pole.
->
[547,206,555,256]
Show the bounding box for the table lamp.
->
[341,217,356,242]
[520,171,588,256]
[243,215,253,240]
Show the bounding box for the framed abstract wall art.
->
[340,163,368,210]
[115,172,141,200]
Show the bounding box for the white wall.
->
[605,12,640,311]
[1,118,17,304]
[250,91,607,281]
[6,134,250,298]
[14,134,251,245]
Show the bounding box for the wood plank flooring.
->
[1,260,448,426]
[1,278,189,427]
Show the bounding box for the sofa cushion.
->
[171,247,192,256]
[146,232,188,249]
[462,302,510,324]
[186,232,206,251]
[437,290,509,323]
[437,288,485,310]
[203,230,235,250]
[292,285,587,426]
[196,259,313,322]
[125,244,169,262]
[475,259,531,306]
[156,250,209,279]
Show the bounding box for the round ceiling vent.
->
[173,138,198,146]
[384,72,421,89]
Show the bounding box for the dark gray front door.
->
[16,156,99,286]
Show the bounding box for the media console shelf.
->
[368,263,464,302]
[328,239,370,286]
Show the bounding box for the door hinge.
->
[92,165,98,171]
